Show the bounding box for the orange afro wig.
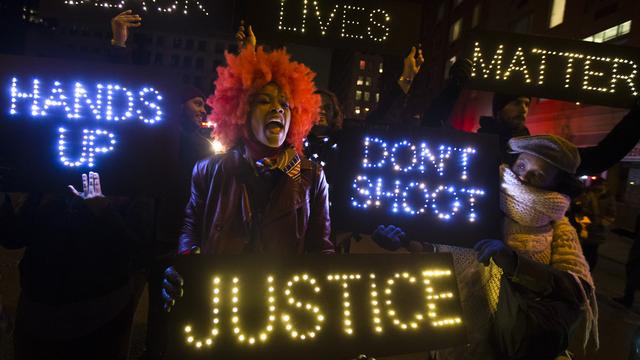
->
[208,46,321,153]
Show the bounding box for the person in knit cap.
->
[374,135,596,359]
[162,44,334,311]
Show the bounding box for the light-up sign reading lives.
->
[167,254,465,359]
[241,0,422,54]
[9,77,164,168]
[63,0,210,15]
[334,129,500,247]
[277,0,390,42]
[466,31,640,108]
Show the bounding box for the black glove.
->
[448,58,472,87]
[162,266,184,312]
[474,239,518,275]
[372,225,407,251]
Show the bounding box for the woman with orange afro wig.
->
[162,45,334,309]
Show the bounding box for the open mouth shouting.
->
[265,118,284,135]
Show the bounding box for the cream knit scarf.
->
[487,165,598,349]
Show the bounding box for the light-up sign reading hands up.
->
[0,55,179,194]
[466,31,640,108]
[333,129,500,247]
[166,254,466,359]
[9,77,164,168]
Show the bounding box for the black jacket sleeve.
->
[578,106,640,175]
[420,81,463,127]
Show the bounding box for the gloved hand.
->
[372,225,407,251]
[448,58,472,87]
[162,266,184,313]
[474,239,517,275]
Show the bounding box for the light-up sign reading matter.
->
[466,31,640,108]
[0,55,179,194]
[334,129,500,247]
[167,254,466,359]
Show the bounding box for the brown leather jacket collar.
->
[179,146,334,255]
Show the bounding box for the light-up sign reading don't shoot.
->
[334,129,501,247]
[166,254,466,359]
[0,55,179,194]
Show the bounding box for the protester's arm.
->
[365,47,423,124]
[420,59,472,127]
[475,239,585,303]
[577,98,640,175]
[235,21,256,52]
[178,160,207,255]
[108,10,141,64]
[306,166,334,254]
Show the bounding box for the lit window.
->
[472,4,481,28]
[375,93,380,103]
[364,92,370,101]
[549,0,566,28]
[364,107,370,113]
[355,106,361,115]
[356,76,364,86]
[378,63,384,74]
[359,60,366,70]
[449,19,462,43]
[355,91,362,101]
[583,20,632,43]
[365,77,372,87]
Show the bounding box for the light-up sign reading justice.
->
[166,254,466,359]
[0,55,179,194]
[333,129,500,248]
[466,31,640,108]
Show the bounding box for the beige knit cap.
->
[508,135,581,174]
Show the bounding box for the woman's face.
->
[511,153,559,190]
[318,93,335,127]
[249,83,291,148]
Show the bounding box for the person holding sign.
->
[374,135,596,360]
[162,44,334,311]
[0,173,149,360]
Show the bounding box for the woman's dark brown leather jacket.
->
[179,146,334,255]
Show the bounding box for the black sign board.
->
[0,55,182,194]
[39,0,236,35]
[465,31,639,108]
[333,128,501,248]
[165,254,466,359]
[239,0,423,54]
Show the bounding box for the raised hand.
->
[398,46,424,94]
[235,20,256,51]
[68,172,108,213]
[111,10,142,47]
